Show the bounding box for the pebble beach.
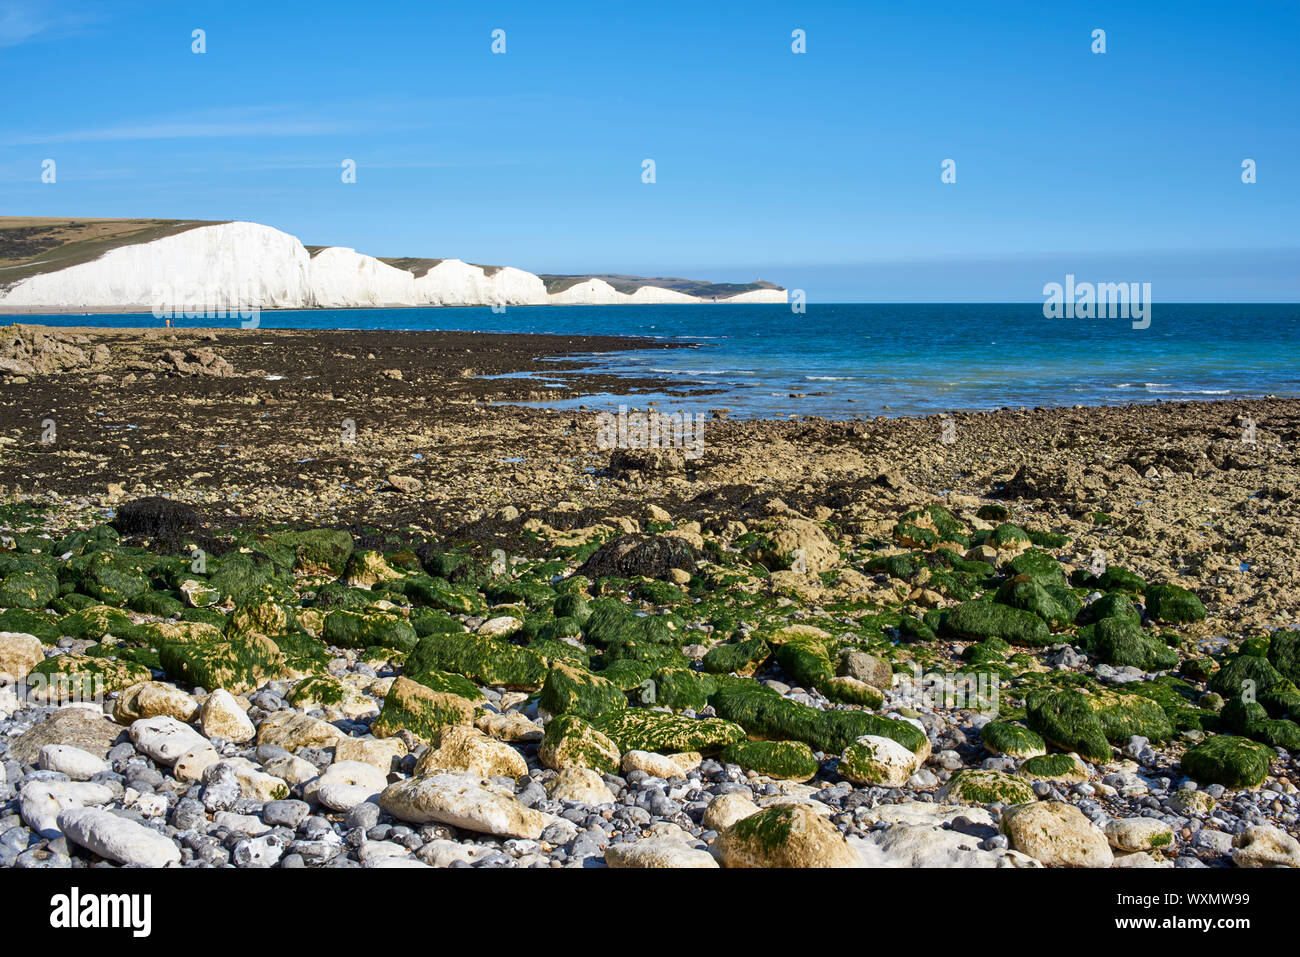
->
[1,324,1299,871]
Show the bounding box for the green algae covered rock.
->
[988,523,1032,549]
[592,709,744,755]
[1144,584,1206,624]
[709,680,926,756]
[287,674,345,708]
[539,661,627,719]
[1219,697,1300,751]
[405,631,547,691]
[940,768,1037,806]
[1019,752,1089,782]
[649,667,717,711]
[28,653,151,697]
[701,635,770,676]
[398,576,485,616]
[1079,617,1179,671]
[1210,655,1285,699]
[342,549,405,588]
[772,633,836,690]
[1077,591,1141,626]
[1026,689,1112,761]
[582,599,678,649]
[0,567,60,609]
[269,528,354,575]
[714,803,861,868]
[538,713,620,774]
[0,607,60,642]
[994,577,1080,630]
[1097,566,1147,594]
[596,658,657,692]
[371,675,477,743]
[837,734,921,786]
[128,589,185,618]
[721,739,820,781]
[1266,630,1300,686]
[552,593,592,625]
[1006,549,1068,588]
[157,632,285,694]
[945,600,1052,647]
[74,552,150,606]
[980,721,1046,758]
[322,609,418,653]
[1180,734,1275,789]
[58,604,141,641]
[406,668,484,703]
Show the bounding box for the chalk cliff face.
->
[0,221,313,310]
[0,219,787,311]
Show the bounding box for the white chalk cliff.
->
[0,220,787,311]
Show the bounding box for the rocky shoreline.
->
[1,325,1298,869]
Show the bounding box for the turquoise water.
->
[38,303,1300,418]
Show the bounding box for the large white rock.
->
[310,760,389,811]
[38,744,109,781]
[20,781,115,838]
[199,689,255,743]
[1001,801,1114,868]
[58,807,181,867]
[380,773,553,839]
[606,838,719,868]
[0,632,44,680]
[130,715,209,766]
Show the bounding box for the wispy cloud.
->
[0,1,98,48]
[5,103,426,145]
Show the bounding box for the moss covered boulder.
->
[720,739,820,781]
[322,609,418,654]
[980,721,1047,758]
[540,661,627,719]
[157,633,285,695]
[701,635,770,676]
[1267,630,1300,685]
[593,709,744,755]
[714,803,860,868]
[371,676,477,744]
[405,632,547,691]
[1180,734,1275,789]
[28,653,151,699]
[945,600,1052,647]
[269,528,354,576]
[939,768,1037,806]
[1079,617,1179,671]
[0,567,60,610]
[538,713,620,774]
[1026,689,1112,761]
[1144,584,1206,624]
[838,734,921,787]
[1018,752,1089,783]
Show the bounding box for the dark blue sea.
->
[35,303,1300,419]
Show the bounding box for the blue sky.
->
[2,0,1297,300]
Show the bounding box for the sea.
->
[35,303,1300,420]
